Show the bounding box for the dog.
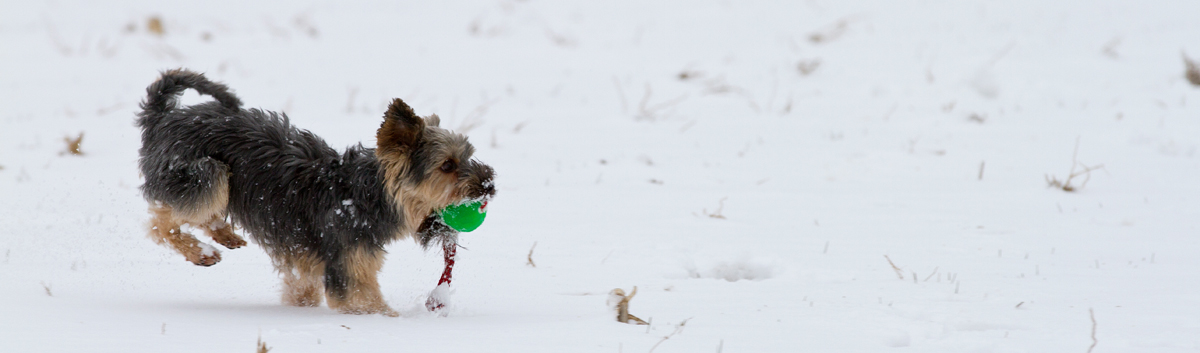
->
[136,69,494,316]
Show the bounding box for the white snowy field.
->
[2,0,1200,351]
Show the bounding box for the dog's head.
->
[375,98,495,233]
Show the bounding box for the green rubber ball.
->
[439,200,487,232]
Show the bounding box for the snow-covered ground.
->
[3,0,1200,351]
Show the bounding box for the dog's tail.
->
[137,69,242,128]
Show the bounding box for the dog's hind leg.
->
[277,252,325,307]
[147,205,222,266]
[199,214,246,249]
[141,157,233,266]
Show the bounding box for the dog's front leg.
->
[323,246,398,317]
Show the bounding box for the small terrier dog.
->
[136,69,494,316]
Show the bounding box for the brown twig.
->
[884,255,904,280]
[612,76,629,114]
[257,334,271,353]
[609,287,648,325]
[457,97,500,133]
[63,132,84,155]
[648,317,692,353]
[923,267,939,282]
[797,59,821,76]
[1184,52,1200,87]
[809,20,849,44]
[1046,137,1104,192]
[703,197,728,219]
[635,83,688,121]
[526,241,537,268]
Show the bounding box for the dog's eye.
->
[440,159,457,173]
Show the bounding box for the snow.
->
[197,242,217,258]
[427,282,454,314]
[206,218,226,231]
[3,0,1200,352]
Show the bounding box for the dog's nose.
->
[473,161,495,197]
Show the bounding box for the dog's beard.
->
[415,212,456,249]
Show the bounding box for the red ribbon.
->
[437,240,456,286]
[427,240,457,311]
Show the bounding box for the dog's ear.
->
[377,98,425,153]
[425,114,441,127]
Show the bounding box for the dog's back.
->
[138,70,335,223]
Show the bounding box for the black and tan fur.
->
[136,69,494,316]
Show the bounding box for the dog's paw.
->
[186,243,222,266]
[207,226,247,249]
[380,308,400,317]
[194,253,221,266]
[216,236,247,249]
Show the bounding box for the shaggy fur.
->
[136,69,494,316]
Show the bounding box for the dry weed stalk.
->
[648,318,692,353]
[609,287,648,325]
[797,59,821,76]
[635,84,687,121]
[923,267,939,282]
[526,241,537,268]
[673,69,763,113]
[457,97,500,133]
[702,197,728,219]
[612,77,629,114]
[1185,52,1200,87]
[884,255,904,280]
[256,335,271,353]
[1045,137,1104,192]
[1087,308,1098,353]
[677,70,702,81]
[809,20,849,44]
[968,113,987,124]
[63,132,84,155]
[697,77,759,113]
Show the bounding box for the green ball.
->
[439,200,487,232]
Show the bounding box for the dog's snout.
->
[464,160,496,199]
[481,179,496,197]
